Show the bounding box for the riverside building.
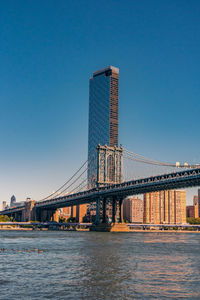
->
[187,195,199,218]
[123,197,143,223]
[143,190,186,224]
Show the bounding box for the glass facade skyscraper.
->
[88,66,119,187]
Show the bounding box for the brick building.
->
[143,190,186,224]
[123,197,143,223]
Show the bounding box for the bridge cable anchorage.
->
[40,149,97,201]
[124,148,200,168]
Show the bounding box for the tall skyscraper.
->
[10,195,16,207]
[143,190,186,224]
[88,66,119,187]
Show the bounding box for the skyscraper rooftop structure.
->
[88,66,119,187]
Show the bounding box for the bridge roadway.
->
[36,167,200,210]
[1,167,200,216]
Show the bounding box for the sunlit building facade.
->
[123,197,143,223]
[144,190,186,224]
[198,189,200,217]
[187,195,199,218]
[193,195,199,218]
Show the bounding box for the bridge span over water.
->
[1,167,200,223]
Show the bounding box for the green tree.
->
[187,217,200,225]
[0,215,11,222]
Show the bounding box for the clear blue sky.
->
[1,0,200,206]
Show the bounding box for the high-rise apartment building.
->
[143,190,186,224]
[88,66,119,187]
[123,197,143,223]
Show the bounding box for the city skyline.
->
[1,1,200,205]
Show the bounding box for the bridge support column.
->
[46,210,51,222]
[112,198,116,223]
[95,198,100,225]
[102,199,106,223]
[15,212,22,222]
[71,206,77,220]
[119,198,123,223]
[35,208,41,222]
[111,197,124,223]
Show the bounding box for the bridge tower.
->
[97,144,123,186]
[91,144,125,229]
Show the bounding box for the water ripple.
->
[0,231,199,299]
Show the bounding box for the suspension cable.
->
[124,149,175,167]
[50,152,97,199]
[124,153,175,167]
[68,178,88,194]
[124,148,200,168]
[40,149,97,201]
[58,155,97,196]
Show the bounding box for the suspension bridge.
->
[1,144,200,229]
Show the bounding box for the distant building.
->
[193,195,198,206]
[186,206,195,218]
[123,197,143,223]
[69,204,87,222]
[143,190,186,224]
[198,190,200,217]
[10,195,16,207]
[2,201,7,211]
[186,195,199,218]
[59,207,71,221]
[193,195,199,218]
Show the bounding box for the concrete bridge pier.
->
[110,196,129,232]
[91,196,127,232]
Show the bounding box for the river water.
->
[0,231,200,300]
